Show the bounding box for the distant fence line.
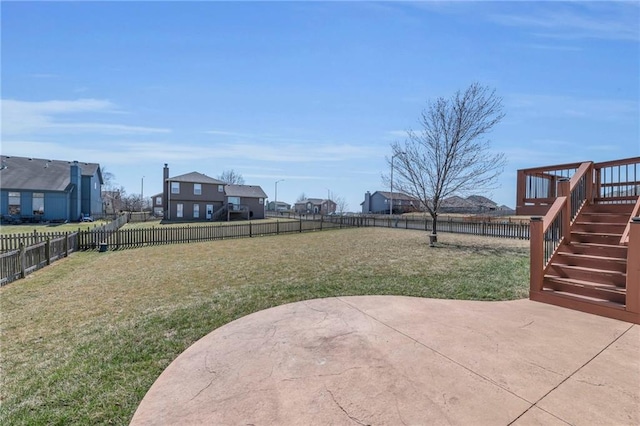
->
[269,213,530,240]
[79,217,350,251]
[1,214,529,285]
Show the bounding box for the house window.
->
[194,184,202,195]
[193,204,200,218]
[228,196,240,211]
[171,182,180,194]
[33,193,44,214]
[218,185,224,192]
[176,203,183,218]
[155,197,162,205]
[8,192,20,215]
[259,198,263,205]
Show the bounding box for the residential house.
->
[267,201,291,212]
[150,193,163,217]
[440,195,499,214]
[361,191,419,214]
[0,155,103,222]
[102,190,123,216]
[294,198,336,215]
[162,164,267,221]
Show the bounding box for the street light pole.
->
[141,176,144,213]
[275,179,284,213]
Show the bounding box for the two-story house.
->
[0,155,103,222]
[361,191,419,214]
[162,164,267,221]
[294,198,337,215]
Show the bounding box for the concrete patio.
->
[131,296,639,425]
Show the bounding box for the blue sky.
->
[2,1,638,211]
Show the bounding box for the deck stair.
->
[537,203,637,322]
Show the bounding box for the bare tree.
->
[296,192,307,202]
[388,83,506,243]
[329,191,349,213]
[218,169,245,185]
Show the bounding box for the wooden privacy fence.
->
[0,233,78,285]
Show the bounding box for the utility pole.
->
[275,179,284,213]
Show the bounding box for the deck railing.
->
[517,157,640,216]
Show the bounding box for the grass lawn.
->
[0,227,529,425]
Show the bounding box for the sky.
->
[2,1,639,212]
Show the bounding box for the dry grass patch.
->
[0,227,529,424]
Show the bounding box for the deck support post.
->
[529,216,544,293]
[626,218,640,314]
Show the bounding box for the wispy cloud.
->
[1,139,382,166]
[1,98,171,135]
[490,2,639,42]
[505,93,638,121]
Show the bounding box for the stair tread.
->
[544,275,626,291]
[572,231,623,236]
[556,252,626,262]
[570,242,627,248]
[540,289,626,309]
[550,263,626,275]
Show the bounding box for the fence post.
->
[45,237,51,265]
[300,217,303,233]
[249,222,253,238]
[19,243,26,279]
[320,215,323,231]
[529,217,544,293]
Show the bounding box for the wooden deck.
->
[520,157,640,324]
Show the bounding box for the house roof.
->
[375,191,417,201]
[441,196,476,208]
[466,195,497,207]
[168,172,224,185]
[296,198,333,205]
[225,185,267,198]
[0,155,102,192]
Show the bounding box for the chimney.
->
[70,161,82,220]
[363,191,371,214]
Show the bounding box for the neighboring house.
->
[102,190,123,215]
[150,193,163,217]
[0,155,103,222]
[267,201,291,212]
[361,191,419,214]
[294,198,337,215]
[441,195,499,214]
[162,164,267,221]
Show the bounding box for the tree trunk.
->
[431,212,438,243]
